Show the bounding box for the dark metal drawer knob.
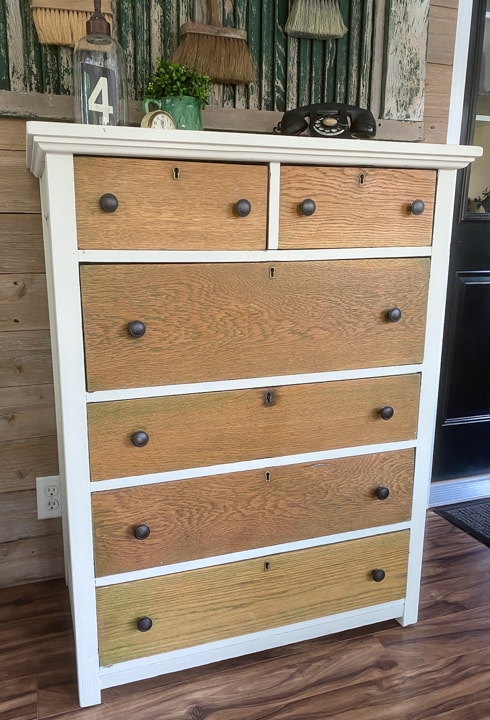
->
[379,406,394,421]
[299,198,316,216]
[136,616,153,632]
[99,193,119,213]
[386,308,402,323]
[132,431,149,447]
[372,569,386,583]
[134,524,151,540]
[375,486,390,501]
[410,199,425,215]
[127,320,146,338]
[235,199,252,217]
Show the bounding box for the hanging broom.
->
[30,0,112,47]
[171,0,254,85]
[285,0,347,40]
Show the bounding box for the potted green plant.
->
[143,59,212,130]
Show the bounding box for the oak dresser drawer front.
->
[279,167,436,249]
[74,156,268,250]
[96,530,409,665]
[80,259,429,391]
[87,375,420,481]
[93,449,414,576]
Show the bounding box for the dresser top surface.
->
[26,122,482,178]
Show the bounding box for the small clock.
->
[140,110,177,130]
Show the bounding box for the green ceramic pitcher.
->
[142,96,203,130]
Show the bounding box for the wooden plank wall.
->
[0,0,459,589]
[0,118,63,588]
[424,0,459,143]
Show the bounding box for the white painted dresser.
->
[26,122,480,707]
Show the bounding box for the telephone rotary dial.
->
[276,102,377,140]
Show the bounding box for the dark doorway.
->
[432,0,490,484]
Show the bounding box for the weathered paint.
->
[5,0,26,91]
[0,1,9,90]
[0,0,428,119]
[382,0,430,120]
[359,0,374,108]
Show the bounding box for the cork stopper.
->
[86,0,110,36]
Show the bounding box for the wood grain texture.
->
[0,118,27,150]
[96,531,409,664]
[74,157,268,250]
[0,435,58,494]
[0,533,63,588]
[0,675,37,720]
[427,4,458,66]
[0,489,61,544]
[0,214,44,273]
[422,0,457,144]
[0,274,49,331]
[424,62,453,121]
[81,259,429,391]
[378,603,490,671]
[6,512,490,717]
[0,330,53,387]
[0,151,40,212]
[279,167,435,249]
[87,374,420,480]
[92,449,414,576]
[0,384,56,442]
[430,0,458,8]
[423,115,450,144]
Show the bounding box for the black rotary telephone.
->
[276,102,377,139]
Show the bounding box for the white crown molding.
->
[26,121,482,178]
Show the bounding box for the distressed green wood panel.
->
[274,0,288,112]
[5,0,26,91]
[0,0,425,119]
[21,0,43,92]
[0,1,9,90]
[347,0,362,104]
[359,0,374,107]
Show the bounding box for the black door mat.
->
[434,499,490,548]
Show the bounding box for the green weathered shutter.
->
[0,0,428,123]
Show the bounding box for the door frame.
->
[429,0,490,506]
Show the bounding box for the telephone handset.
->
[276,102,377,139]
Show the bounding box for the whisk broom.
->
[171,0,254,85]
[30,0,112,47]
[285,0,347,40]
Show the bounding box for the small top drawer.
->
[74,157,268,250]
[279,166,436,249]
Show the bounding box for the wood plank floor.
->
[1,510,490,719]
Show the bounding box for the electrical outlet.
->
[36,475,62,519]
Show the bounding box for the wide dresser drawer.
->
[96,530,409,665]
[87,375,420,481]
[279,167,436,249]
[80,259,429,391]
[92,449,414,575]
[74,157,268,250]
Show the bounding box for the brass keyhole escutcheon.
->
[264,470,272,482]
[264,561,270,571]
[358,172,366,186]
[269,266,276,280]
[172,166,181,180]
